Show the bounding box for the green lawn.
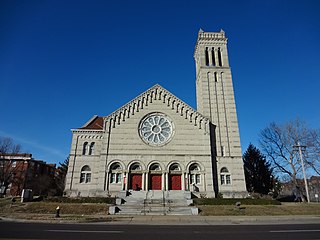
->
[1,198,320,218]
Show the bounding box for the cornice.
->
[103,84,210,131]
[194,30,228,57]
[72,129,104,134]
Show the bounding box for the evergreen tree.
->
[54,157,69,196]
[243,144,274,195]
[59,157,69,175]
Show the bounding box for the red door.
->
[170,175,181,190]
[130,174,142,190]
[150,174,162,190]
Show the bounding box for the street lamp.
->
[293,142,310,203]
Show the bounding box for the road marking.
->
[270,230,320,233]
[45,230,123,233]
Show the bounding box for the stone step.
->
[166,206,198,215]
[120,190,191,200]
[115,205,198,215]
[143,199,191,205]
[111,190,197,215]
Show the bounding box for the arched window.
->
[218,47,223,67]
[214,72,218,82]
[82,142,88,155]
[169,163,181,172]
[80,165,91,183]
[89,142,95,155]
[150,163,161,171]
[220,167,231,185]
[189,163,201,185]
[111,163,122,170]
[130,163,141,171]
[110,163,122,184]
[205,47,209,66]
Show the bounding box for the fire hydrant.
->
[55,206,60,218]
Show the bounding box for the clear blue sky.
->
[1,0,319,165]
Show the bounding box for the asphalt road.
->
[0,222,319,240]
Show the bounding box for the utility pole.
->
[293,142,310,203]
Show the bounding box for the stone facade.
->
[65,29,247,198]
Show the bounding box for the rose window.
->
[139,113,173,146]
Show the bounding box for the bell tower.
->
[194,29,242,158]
[194,29,246,196]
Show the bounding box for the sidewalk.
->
[1,214,320,225]
[102,215,320,225]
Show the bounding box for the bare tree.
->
[259,118,320,201]
[0,137,22,196]
[0,137,21,154]
[307,129,320,175]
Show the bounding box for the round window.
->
[139,113,174,146]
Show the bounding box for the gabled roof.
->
[104,84,210,130]
[77,84,210,131]
[81,115,104,130]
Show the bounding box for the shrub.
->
[193,198,281,205]
[43,197,116,204]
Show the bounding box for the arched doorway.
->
[169,163,182,190]
[189,163,201,192]
[149,163,162,190]
[129,163,142,190]
[108,162,123,191]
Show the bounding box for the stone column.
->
[142,172,145,191]
[141,172,145,191]
[214,49,219,67]
[182,172,185,191]
[185,173,189,191]
[165,172,169,191]
[220,49,224,67]
[208,48,213,66]
[124,172,129,190]
[161,172,165,190]
[145,172,149,191]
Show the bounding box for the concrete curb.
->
[1,214,320,225]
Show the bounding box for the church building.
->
[65,29,247,198]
